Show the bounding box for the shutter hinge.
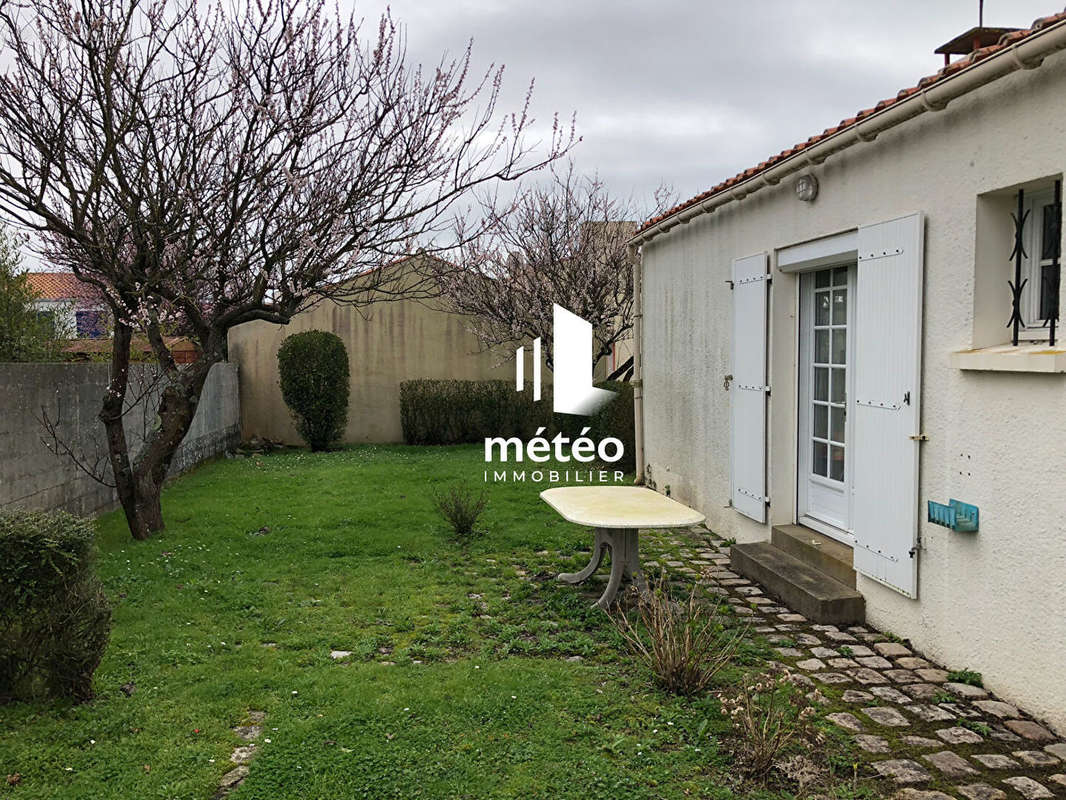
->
[859,247,904,262]
[736,487,769,502]
[909,533,923,558]
[856,399,901,410]
[909,433,928,441]
[854,541,900,563]
[736,383,771,393]
[735,273,771,286]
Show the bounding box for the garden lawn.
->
[0,445,863,800]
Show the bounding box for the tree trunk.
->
[101,324,222,540]
[130,357,216,535]
[99,323,156,540]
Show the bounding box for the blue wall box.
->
[927,499,979,533]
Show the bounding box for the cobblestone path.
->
[642,525,1066,800]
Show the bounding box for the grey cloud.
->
[352,0,1059,203]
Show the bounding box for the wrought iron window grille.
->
[1007,180,1062,346]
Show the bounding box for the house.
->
[629,11,1066,734]
[25,271,200,362]
[26,271,108,338]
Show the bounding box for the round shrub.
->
[277,330,350,451]
[0,508,111,702]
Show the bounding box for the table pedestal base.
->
[557,527,648,610]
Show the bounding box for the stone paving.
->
[643,525,1066,800]
[215,710,267,798]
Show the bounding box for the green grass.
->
[946,669,983,688]
[0,445,855,799]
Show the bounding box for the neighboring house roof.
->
[64,336,199,363]
[26,271,104,307]
[635,7,1066,242]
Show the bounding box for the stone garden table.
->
[539,486,706,610]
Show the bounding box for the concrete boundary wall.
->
[0,362,239,516]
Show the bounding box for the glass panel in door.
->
[810,268,848,485]
[797,263,855,542]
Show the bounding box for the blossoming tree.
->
[0,0,572,539]
[442,163,670,371]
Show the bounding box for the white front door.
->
[798,265,855,540]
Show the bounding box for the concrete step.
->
[771,524,856,588]
[730,542,865,625]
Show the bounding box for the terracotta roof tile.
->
[26,271,103,305]
[638,7,1066,236]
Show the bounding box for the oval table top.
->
[540,485,705,529]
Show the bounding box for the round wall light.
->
[795,174,819,202]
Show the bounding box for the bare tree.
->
[0,0,572,539]
[442,163,670,371]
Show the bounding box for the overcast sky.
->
[351,0,1059,210]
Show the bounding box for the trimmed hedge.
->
[399,380,537,445]
[278,330,350,451]
[0,509,111,702]
[399,379,635,472]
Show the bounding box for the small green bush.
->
[0,509,111,702]
[278,330,350,451]
[432,486,488,540]
[399,379,635,471]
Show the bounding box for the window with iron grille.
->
[1007,180,1062,345]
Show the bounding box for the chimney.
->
[934,25,1021,66]
[934,3,1020,67]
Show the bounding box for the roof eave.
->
[630,14,1066,249]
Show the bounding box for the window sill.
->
[950,343,1066,373]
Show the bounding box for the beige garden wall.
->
[228,283,515,445]
[639,50,1066,732]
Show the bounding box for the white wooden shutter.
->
[852,213,924,597]
[731,253,769,522]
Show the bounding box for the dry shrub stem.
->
[720,669,820,780]
[611,574,744,696]
[433,486,488,539]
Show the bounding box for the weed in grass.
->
[611,575,744,696]
[825,746,861,777]
[432,485,488,539]
[947,668,983,687]
[776,754,827,795]
[830,777,881,800]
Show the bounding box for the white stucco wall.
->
[31,299,75,334]
[640,50,1066,733]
